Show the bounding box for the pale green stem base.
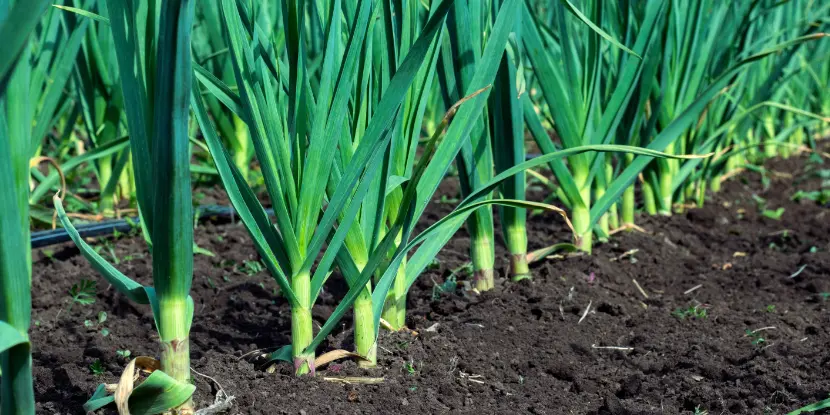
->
[291,306,314,375]
[159,298,193,413]
[99,158,114,214]
[381,259,407,330]
[118,153,134,202]
[505,225,529,281]
[572,172,593,252]
[763,116,777,159]
[608,202,619,231]
[595,182,609,241]
[353,292,377,368]
[510,253,530,282]
[659,142,677,215]
[605,164,618,230]
[764,144,778,159]
[710,176,722,193]
[642,179,657,216]
[160,339,193,414]
[572,203,592,254]
[658,170,673,216]
[621,184,635,226]
[160,339,191,384]
[472,237,495,291]
[788,127,804,158]
[291,271,314,375]
[474,269,494,291]
[695,179,707,207]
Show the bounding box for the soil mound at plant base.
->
[28,152,830,414]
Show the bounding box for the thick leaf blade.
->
[0,0,50,91]
[0,321,28,354]
[127,371,196,415]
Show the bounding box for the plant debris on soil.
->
[27,152,830,414]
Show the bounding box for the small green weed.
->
[84,311,109,337]
[241,260,264,276]
[90,360,105,376]
[403,359,418,376]
[672,305,708,320]
[427,258,441,270]
[751,193,784,220]
[761,207,785,220]
[193,243,215,257]
[68,279,97,311]
[431,274,457,301]
[122,253,145,262]
[693,405,708,415]
[791,189,830,205]
[124,217,141,234]
[745,329,766,347]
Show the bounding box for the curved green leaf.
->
[0,321,28,354]
[53,195,152,305]
[127,370,196,415]
[194,63,244,118]
[557,0,641,59]
[265,344,293,364]
[82,371,196,415]
[53,5,109,23]
[788,397,830,415]
[527,243,578,264]
[82,384,115,412]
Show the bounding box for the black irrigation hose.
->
[31,206,275,249]
[32,219,139,249]
[31,154,553,249]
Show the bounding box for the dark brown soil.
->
[25,151,830,414]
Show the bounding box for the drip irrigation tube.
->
[31,206,274,249]
[30,155,556,249]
